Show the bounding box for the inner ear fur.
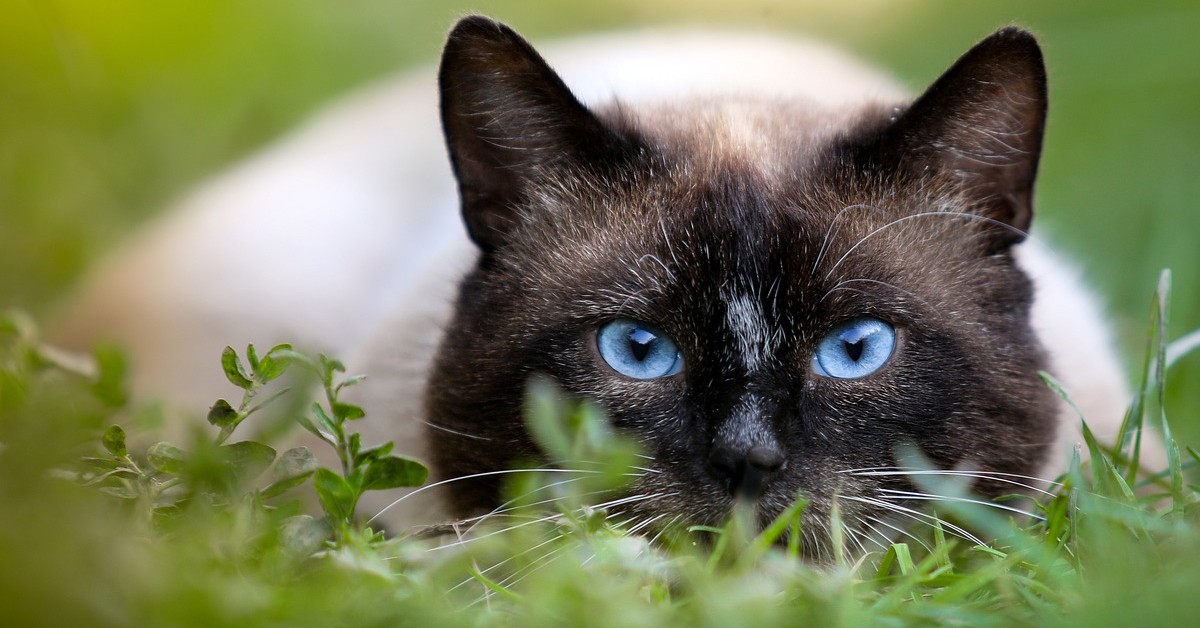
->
[438,16,637,253]
[876,27,1048,248]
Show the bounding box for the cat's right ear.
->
[439,16,635,253]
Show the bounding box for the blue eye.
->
[597,319,684,380]
[812,317,896,379]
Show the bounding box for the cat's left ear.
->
[880,28,1047,248]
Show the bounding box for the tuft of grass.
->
[1,270,1199,627]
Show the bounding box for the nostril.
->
[708,445,742,485]
[746,445,785,474]
[708,444,786,499]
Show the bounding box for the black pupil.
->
[843,338,865,362]
[627,328,657,362]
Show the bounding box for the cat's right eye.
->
[596,318,684,380]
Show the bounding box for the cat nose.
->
[709,443,786,501]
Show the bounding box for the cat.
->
[57,16,1130,553]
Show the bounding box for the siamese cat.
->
[58,16,1130,553]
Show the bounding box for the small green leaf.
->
[321,356,346,374]
[349,432,362,460]
[313,468,357,521]
[254,344,295,383]
[262,449,318,497]
[246,343,261,371]
[102,425,127,458]
[206,399,238,428]
[333,402,365,421]
[221,346,254,389]
[334,374,367,393]
[294,414,334,446]
[354,441,394,467]
[147,441,186,474]
[221,441,277,482]
[272,447,317,482]
[363,455,429,491]
[312,403,337,433]
[255,356,290,383]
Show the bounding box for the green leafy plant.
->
[268,350,430,541]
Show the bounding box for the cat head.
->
[427,16,1056,553]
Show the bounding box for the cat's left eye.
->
[596,318,684,380]
[812,317,896,379]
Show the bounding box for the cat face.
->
[427,16,1057,553]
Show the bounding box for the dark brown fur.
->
[427,16,1056,554]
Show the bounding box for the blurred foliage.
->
[0,2,1196,424]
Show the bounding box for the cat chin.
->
[52,22,1133,534]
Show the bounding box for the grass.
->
[1,271,1198,627]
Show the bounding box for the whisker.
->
[849,515,892,552]
[823,211,1030,280]
[648,514,683,547]
[840,467,1061,494]
[840,519,871,557]
[844,495,987,547]
[427,492,676,553]
[369,468,605,524]
[421,420,492,441]
[461,484,614,535]
[862,514,933,554]
[627,513,668,536]
[474,542,574,606]
[449,528,566,594]
[810,203,886,277]
[428,510,572,553]
[876,488,1045,521]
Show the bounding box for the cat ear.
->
[439,16,635,252]
[882,28,1047,247]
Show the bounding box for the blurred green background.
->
[1,0,1197,436]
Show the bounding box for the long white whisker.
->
[876,489,1045,520]
[840,467,1061,493]
[845,495,987,547]
[450,529,566,594]
[811,203,885,277]
[369,468,604,524]
[428,510,571,553]
[849,515,891,552]
[627,513,669,536]
[840,519,871,557]
[823,211,1029,280]
[863,514,933,554]
[648,514,683,547]
[474,542,574,606]
[421,420,492,441]
[462,485,614,535]
[427,492,676,553]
